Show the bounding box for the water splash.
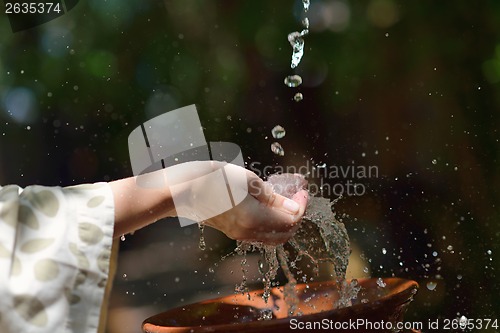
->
[234,243,251,297]
[262,245,279,303]
[233,174,357,318]
[277,246,298,316]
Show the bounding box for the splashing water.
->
[232,174,358,318]
[271,142,285,156]
[271,125,286,139]
[234,251,250,296]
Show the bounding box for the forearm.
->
[109,174,176,237]
[109,161,222,237]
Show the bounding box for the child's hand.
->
[111,161,308,244]
[170,161,309,244]
[204,171,308,244]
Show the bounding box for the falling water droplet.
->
[302,17,309,29]
[293,92,303,102]
[258,260,265,275]
[208,267,215,274]
[376,278,387,288]
[302,0,310,12]
[198,223,206,251]
[271,142,285,156]
[382,248,387,255]
[271,125,286,139]
[432,159,437,165]
[284,75,303,88]
[288,31,306,69]
[426,281,437,290]
[459,315,468,328]
[120,235,126,241]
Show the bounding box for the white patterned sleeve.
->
[0,182,115,333]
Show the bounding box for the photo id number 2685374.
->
[5,2,62,14]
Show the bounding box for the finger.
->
[291,189,308,218]
[247,175,301,215]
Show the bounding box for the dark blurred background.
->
[1,0,499,332]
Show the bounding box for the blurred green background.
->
[1,0,499,332]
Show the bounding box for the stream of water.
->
[206,1,359,318]
[270,0,310,157]
[207,174,360,319]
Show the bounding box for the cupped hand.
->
[200,166,309,245]
[111,160,307,240]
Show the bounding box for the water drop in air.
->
[271,125,286,139]
[459,315,468,328]
[293,92,303,102]
[288,32,306,69]
[302,18,309,29]
[120,235,125,241]
[284,75,303,88]
[198,223,206,251]
[271,142,285,156]
[376,278,387,288]
[258,260,265,275]
[302,0,310,12]
[432,159,437,165]
[426,281,437,290]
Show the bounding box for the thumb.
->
[248,176,303,215]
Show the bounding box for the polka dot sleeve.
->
[0,183,115,333]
